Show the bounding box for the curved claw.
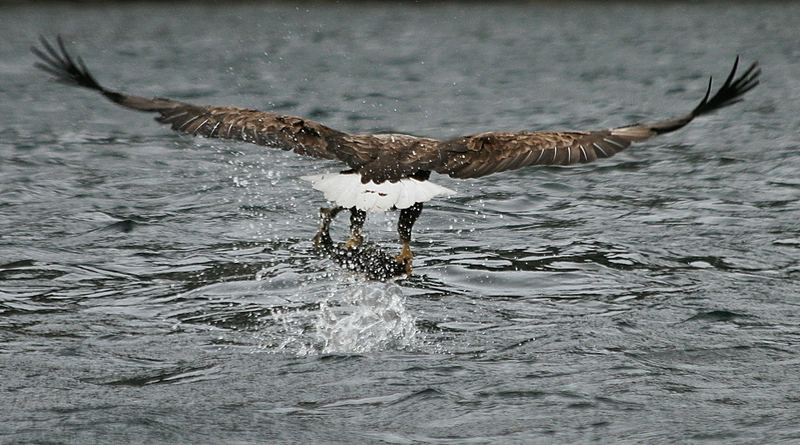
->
[344,234,364,250]
[395,242,414,276]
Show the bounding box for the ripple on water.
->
[1,2,799,443]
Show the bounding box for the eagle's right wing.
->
[432,57,760,179]
[32,36,373,166]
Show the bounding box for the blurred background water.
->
[1,1,799,443]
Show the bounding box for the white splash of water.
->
[312,281,417,354]
[268,279,417,355]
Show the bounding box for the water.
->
[2,2,799,443]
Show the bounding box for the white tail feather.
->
[301,173,455,212]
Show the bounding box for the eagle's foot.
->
[395,242,414,276]
[344,234,364,250]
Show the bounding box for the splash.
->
[313,281,417,354]
[270,279,417,355]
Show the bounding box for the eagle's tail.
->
[301,173,456,212]
[32,35,184,113]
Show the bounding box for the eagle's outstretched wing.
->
[31,35,378,166]
[432,57,760,179]
[33,36,760,184]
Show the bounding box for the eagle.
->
[32,36,760,276]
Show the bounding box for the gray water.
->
[2,2,799,444]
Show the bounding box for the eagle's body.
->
[32,36,760,276]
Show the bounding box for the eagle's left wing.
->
[433,57,759,179]
[31,36,374,167]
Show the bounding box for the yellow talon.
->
[395,241,414,275]
[344,234,363,250]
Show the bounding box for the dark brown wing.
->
[31,36,368,164]
[153,106,344,160]
[432,57,760,179]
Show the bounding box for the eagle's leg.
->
[313,206,343,248]
[345,207,366,249]
[396,202,423,275]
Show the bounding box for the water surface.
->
[1,2,799,443]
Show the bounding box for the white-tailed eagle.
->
[32,36,760,275]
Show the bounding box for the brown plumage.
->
[32,35,760,277]
[32,36,759,184]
